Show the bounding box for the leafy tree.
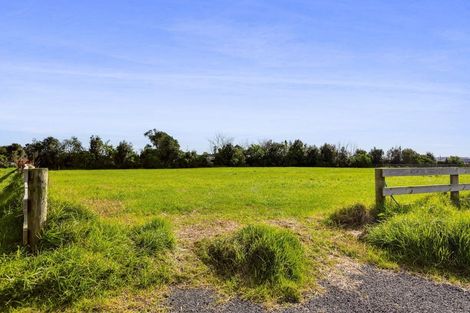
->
[61,137,87,168]
[445,156,464,166]
[417,152,436,165]
[386,146,402,165]
[305,145,320,166]
[88,135,115,169]
[350,149,372,167]
[0,154,8,168]
[369,147,384,166]
[144,130,181,168]
[209,133,234,154]
[4,143,25,163]
[25,137,63,169]
[262,141,288,166]
[214,144,246,167]
[320,144,337,166]
[140,145,160,168]
[245,144,266,167]
[402,148,420,165]
[114,141,138,168]
[176,151,211,168]
[0,147,8,167]
[286,140,306,166]
[336,146,351,167]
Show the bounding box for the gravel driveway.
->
[167,260,470,313]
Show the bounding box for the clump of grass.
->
[197,225,306,303]
[132,218,175,255]
[0,201,175,311]
[39,202,96,250]
[365,196,470,270]
[329,203,372,229]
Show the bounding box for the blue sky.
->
[1,0,469,156]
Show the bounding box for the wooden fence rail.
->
[375,167,469,208]
[22,168,48,251]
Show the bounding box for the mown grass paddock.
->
[48,167,469,218]
[1,167,470,311]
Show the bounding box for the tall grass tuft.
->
[197,225,306,303]
[366,195,470,270]
[329,203,372,228]
[132,218,175,255]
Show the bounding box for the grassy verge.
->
[365,195,470,274]
[0,172,175,311]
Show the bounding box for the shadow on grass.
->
[0,169,17,184]
[0,171,23,254]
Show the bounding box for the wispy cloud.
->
[2,61,469,96]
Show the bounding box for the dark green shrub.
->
[198,225,306,303]
[329,203,371,228]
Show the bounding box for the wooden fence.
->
[375,167,470,207]
[22,168,48,251]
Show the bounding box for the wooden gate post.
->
[22,170,29,245]
[26,168,49,251]
[450,173,460,206]
[375,168,385,208]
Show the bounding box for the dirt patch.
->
[83,199,125,217]
[176,219,239,244]
[83,286,169,313]
[266,218,313,242]
[323,257,364,292]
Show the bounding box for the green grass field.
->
[48,167,469,220]
[2,167,470,311]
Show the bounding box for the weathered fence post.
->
[375,168,385,208]
[25,168,49,251]
[22,170,29,245]
[450,172,460,205]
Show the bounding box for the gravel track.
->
[167,263,470,313]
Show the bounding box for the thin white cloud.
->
[2,62,469,96]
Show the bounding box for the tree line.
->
[0,129,465,169]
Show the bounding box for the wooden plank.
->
[381,167,470,177]
[383,183,470,196]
